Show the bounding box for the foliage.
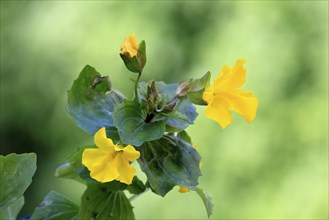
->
[80,183,135,220]
[0,153,37,220]
[1,3,327,219]
[57,34,215,219]
[66,65,124,135]
[30,191,79,220]
[137,135,201,196]
[2,34,258,219]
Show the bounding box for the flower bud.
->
[120,34,146,73]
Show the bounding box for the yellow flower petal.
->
[115,154,137,185]
[205,97,232,128]
[120,34,139,57]
[82,148,120,183]
[122,145,140,161]
[215,59,246,90]
[90,156,120,183]
[82,148,107,169]
[94,127,115,152]
[202,85,215,105]
[221,89,258,123]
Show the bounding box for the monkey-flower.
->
[203,59,258,128]
[82,127,140,185]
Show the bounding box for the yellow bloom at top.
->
[82,127,140,185]
[203,60,258,128]
[120,34,139,58]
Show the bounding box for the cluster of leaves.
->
[0,38,213,220]
[62,39,212,219]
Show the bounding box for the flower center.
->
[110,149,124,159]
[111,152,118,159]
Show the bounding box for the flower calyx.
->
[175,72,211,105]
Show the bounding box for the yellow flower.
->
[82,127,140,184]
[203,59,258,128]
[120,34,139,57]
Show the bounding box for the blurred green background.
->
[1,1,328,219]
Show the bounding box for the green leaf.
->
[106,126,122,144]
[112,100,166,146]
[177,130,192,144]
[0,153,37,219]
[138,135,201,196]
[54,146,95,184]
[195,187,214,218]
[30,191,79,220]
[165,99,198,133]
[138,81,198,133]
[80,183,135,220]
[0,196,24,220]
[127,176,147,195]
[187,71,211,105]
[67,65,124,135]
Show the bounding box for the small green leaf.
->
[127,176,147,195]
[55,161,85,184]
[112,100,166,146]
[177,130,192,144]
[67,65,124,135]
[80,183,135,220]
[0,153,36,212]
[0,196,24,220]
[195,187,214,218]
[30,191,79,220]
[138,135,201,196]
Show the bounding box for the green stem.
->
[134,72,142,101]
